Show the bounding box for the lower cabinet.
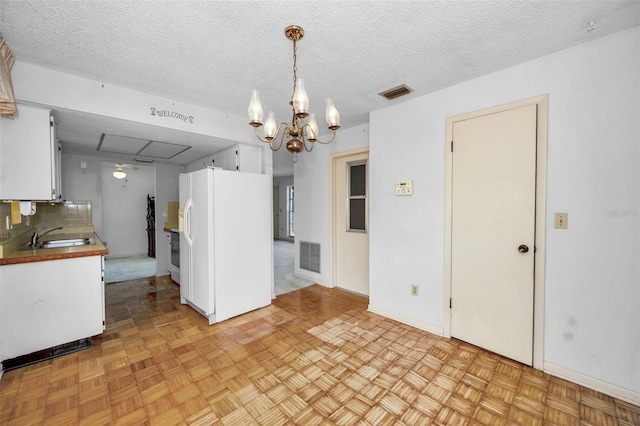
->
[0,256,104,360]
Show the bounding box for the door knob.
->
[518,244,529,253]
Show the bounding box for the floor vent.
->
[378,84,413,100]
[300,241,320,273]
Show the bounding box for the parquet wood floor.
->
[1,276,638,425]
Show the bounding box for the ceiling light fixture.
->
[248,25,340,155]
[113,167,126,179]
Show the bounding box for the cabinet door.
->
[1,256,104,359]
[223,146,238,171]
[237,144,263,174]
[211,152,225,169]
[0,104,58,200]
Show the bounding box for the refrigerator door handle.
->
[184,199,193,246]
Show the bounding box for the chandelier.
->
[248,25,340,154]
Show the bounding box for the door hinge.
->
[450,141,454,152]
[449,298,452,309]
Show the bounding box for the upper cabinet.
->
[0,104,62,201]
[210,143,263,174]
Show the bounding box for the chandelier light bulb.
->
[307,113,319,142]
[248,89,264,126]
[325,97,340,130]
[292,78,309,118]
[264,111,277,140]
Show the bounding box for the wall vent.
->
[300,241,320,273]
[378,84,413,100]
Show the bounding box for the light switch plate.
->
[554,213,568,229]
[396,180,413,196]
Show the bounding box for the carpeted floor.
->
[274,239,314,295]
[104,254,157,283]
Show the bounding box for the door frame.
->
[329,147,370,289]
[443,94,548,369]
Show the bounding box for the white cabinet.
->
[0,104,62,201]
[210,143,262,173]
[0,256,104,360]
[236,143,262,173]
[210,150,226,170]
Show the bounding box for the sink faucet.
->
[30,227,63,247]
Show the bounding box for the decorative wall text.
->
[150,107,194,124]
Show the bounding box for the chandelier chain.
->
[292,38,298,98]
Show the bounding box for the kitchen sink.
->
[19,237,96,250]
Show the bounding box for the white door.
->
[334,151,369,295]
[451,104,537,365]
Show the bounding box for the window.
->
[347,161,367,232]
[287,185,295,237]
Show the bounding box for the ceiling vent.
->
[379,84,413,100]
[134,158,155,163]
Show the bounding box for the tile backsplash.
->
[32,201,93,228]
[0,201,92,242]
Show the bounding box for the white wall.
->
[101,163,155,257]
[274,175,293,241]
[61,153,107,236]
[294,124,369,284]
[155,163,182,275]
[367,28,639,398]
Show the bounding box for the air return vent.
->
[378,84,413,100]
[300,241,320,273]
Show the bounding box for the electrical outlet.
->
[411,284,419,296]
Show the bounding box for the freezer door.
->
[186,169,215,316]
[179,173,192,303]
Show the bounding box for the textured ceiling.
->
[1,0,638,175]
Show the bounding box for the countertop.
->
[0,232,109,265]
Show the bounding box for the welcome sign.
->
[150,106,194,124]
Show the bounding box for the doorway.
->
[330,148,370,296]
[101,163,157,282]
[444,95,548,368]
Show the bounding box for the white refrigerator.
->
[179,167,272,324]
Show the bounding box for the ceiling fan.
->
[104,162,138,179]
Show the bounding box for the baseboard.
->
[367,305,444,337]
[544,361,640,405]
[294,271,329,287]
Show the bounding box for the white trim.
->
[544,362,640,406]
[368,305,444,336]
[444,94,548,369]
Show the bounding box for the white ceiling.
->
[1,0,638,175]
